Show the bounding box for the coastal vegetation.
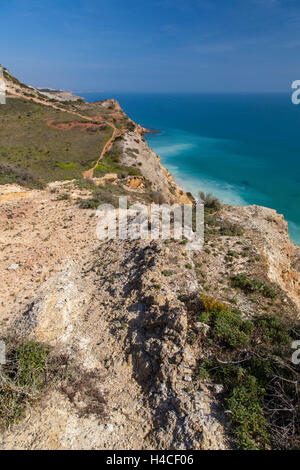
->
[0,97,136,185]
[231,274,278,299]
[0,338,51,429]
[0,70,299,451]
[185,293,300,450]
[0,336,107,430]
[199,191,222,213]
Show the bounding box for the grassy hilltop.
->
[0,68,140,188]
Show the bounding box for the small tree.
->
[199,191,222,212]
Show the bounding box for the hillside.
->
[0,68,299,450]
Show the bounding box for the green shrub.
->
[214,309,253,349]
[0,340,50,429]
[260,284,277,299]
[79,198,100,209]
[16,341,50,388]
[254,316,291,345]
[198,311,211,325]
[219,221,244,237]
[162,270,173,277]
[56,192,70,201]
[231,274,277,299]
[226,375,269,450]
[0,161,44,189]
[196,366,210,381]
[194,293,299,449]
[78,188,118,209]
[199,191,222,212]
[231,273,260,293]
[0,337,108,430]
[196,294,254,349]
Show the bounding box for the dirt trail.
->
[83,124,121,179]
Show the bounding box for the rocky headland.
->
[0,67,299,450]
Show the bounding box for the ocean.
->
[80,92,300,246]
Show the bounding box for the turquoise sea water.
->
[81,93,300,246]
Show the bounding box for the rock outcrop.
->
[122,132,193,205]
[0,236,227,450]
[0,69,299,449]
[222,205,300,313]
[1,179,298,449]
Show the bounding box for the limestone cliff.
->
[0,69,299,450]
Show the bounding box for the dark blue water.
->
[80,92,300,245]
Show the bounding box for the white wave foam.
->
[169,170,248,206]
[154,142,195,157]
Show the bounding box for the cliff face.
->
[121,132,192,205]
[0,69,299,450]
[0,182,299,450]
[0,235,227,450]
[222,205,300,313]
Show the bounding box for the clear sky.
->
[1,0,300,92]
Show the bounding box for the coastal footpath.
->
[0,68,299,450]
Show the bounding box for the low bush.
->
[199,191,222,213]
[78,187,118,209]
[226,375,269,450]
[231,274,277,298]
[0,337,107,430]
[219,221,244,237]
[193,293,300,449]
[200,295,253,349]
[127,122,135,132]
[162,270,173,277]
[0,161,44,189]
[202,293,230,313]
[56,192,70,201]
[0,339,50,429]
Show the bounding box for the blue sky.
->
[1,0,300,92]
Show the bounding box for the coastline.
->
[1,80,299,451]
[145,132,300,251]
[79,92,300,247]
[2,0,300,449]
[144,128,300,247]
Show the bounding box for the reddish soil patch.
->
[47,120,106,131]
